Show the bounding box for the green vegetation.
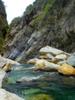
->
[27,94,54,100]
[44,0,55,14]
[29,0,56,29]
[0,0,8,53]
[30,12,45,29]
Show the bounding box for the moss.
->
[27,94,54,100]
[30,12,45,29]
[0,37,4,52]
[44,0,55,14]
[30,0,56,29]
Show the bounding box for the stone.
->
[67,53,75,67]
[57,60,67,65]
[16,76,42,83]
[0,70,6,88]
[27,58,39,64]
[0,55,20,68]
[55,54,67,60]
[58,64,75,75]
[35,59,59,71]
[39,46,63,55]
[0,89,24,100]
[2,63,12,72]
[39,53,54,60]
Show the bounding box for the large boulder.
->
[35,59,59,71]
[0,55,20,67]
[39,46,63,55]
[67,53,75,67]
[58,64,75,75]
[0,89,24,100]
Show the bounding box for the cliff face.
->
[4,0,75,63]
[0,0,8,53]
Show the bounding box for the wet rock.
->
[67,53,75,67]
[58,64,75,75]
[39,46,63,55]
[16,76,42,83]
[0,89,24,100]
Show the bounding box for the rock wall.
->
[4,0,75,63]
[0,0,8,53]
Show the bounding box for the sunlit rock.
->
[27,58,39,64]
[35,59,59,71]
[58,64,75,75]
[55,54,67,60]
[2,63,12,72]
[39,46,63,55]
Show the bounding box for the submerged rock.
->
[16,76,42,83]
[0,89,24,100]
[67,53,75,67]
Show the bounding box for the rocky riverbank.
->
[0,56,24,100]
[0,46,75,100]
[27,46,75,75]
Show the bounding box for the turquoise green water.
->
[3,64,75,100]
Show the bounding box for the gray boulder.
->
[67,53,75,67]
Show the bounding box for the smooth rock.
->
[27,58,39,64]
[67,53,75,67]
[0,70,6,88]
[0,89,24,100]
[2,63,12,72]
[58,64,75,75]
[57,60,67,65]
[55,54,67,60]
[39,46,63,55]
[35,59,59,71]
[17,75,42,83]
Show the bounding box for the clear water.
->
[3,64,75,100]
